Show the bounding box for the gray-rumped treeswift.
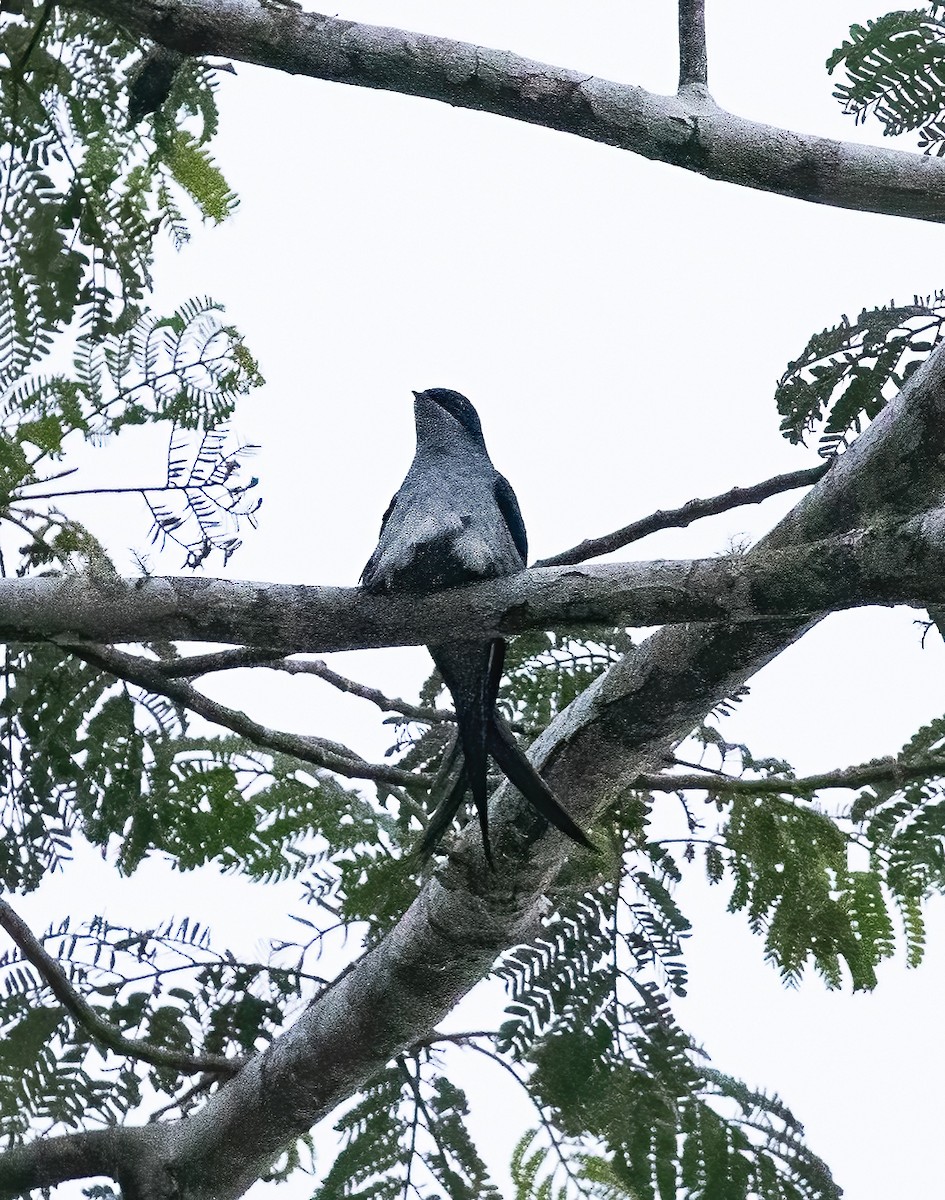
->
[361,387,594,863]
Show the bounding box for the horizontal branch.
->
[534,462,829,567]
[75,0,945,223]
[633,755,945,796]
[5,515,945,653]
[0,1128,135,1195]
[0,899,241,1078]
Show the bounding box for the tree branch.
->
[0,1127,139,1196]
[70,0,945,224]
[633,755,945,797]
[64,642,426,787]
[148,340,945,1199]
[678,0,708,91]
[157,647,452,722]
[268,657,451,722]
[0,899,242,1078]
[3,514,945,653]
[534,462,829,567]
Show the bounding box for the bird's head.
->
[412,388,486,451]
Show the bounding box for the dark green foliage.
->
[314,1056,500,1199]
[775,295,945,452]
[0,912,324,1132]
[0,293,263,567]
[724,795,896,989]
[848,714,945,966]
[0,6,233,383]
[0,634,374,888]
[679,715,945,987]
[494,881,839,1200]
[828,6,945,152]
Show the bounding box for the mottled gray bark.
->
[72,0,945,223]
[3,515,945,651]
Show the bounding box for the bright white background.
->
[25,2,945,1196]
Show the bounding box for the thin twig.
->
[148,1075,216,1122]
[267,659,450,722]
[62,641,429,788]
[678,0,709,90]
[0,899,242,1077]
[153,646,292,676]
[157,649,452,723]
[634,755,945,796]
[534,463,828,567]
[14,484,175,501]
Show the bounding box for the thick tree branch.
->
[0,899,241,1078]
[0,1127,142,1196]
[633,755,945,797]
[70,0,945,223]
[4,515,945,654]
[65,642,425,787]
[534,462,829,567]
[678,0,708,91]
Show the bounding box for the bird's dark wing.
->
[494,474,528,564]
[359,490,399,588]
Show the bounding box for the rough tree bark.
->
[69,0,945,223]
[8,516,945,649]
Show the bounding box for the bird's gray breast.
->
[363,452,523,593]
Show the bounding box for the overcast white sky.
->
[24,2,945,1196]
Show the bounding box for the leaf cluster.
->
[0,911,324,1136]
[0,5,233,385]
[829,5,945,152]
[314,1057,500,1200]
[0,296,264,565]
[0,638,373,890]
[673,715,945,990]
[774,294,945,453]
[492,873,838,1200]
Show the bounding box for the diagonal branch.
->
[534,462,829,567]
[0,899,241,1077]
[156,648,451,722]
[64,641,426,787]
[678,0,709,91]
[72,0,945,224]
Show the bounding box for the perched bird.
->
[361,387,593,863]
